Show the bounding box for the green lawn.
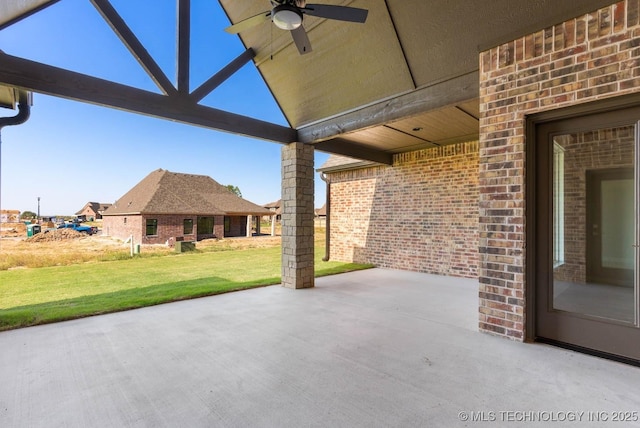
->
[0,244,371,331]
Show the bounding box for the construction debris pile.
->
[0,225,25,237]
[26,229,87,242]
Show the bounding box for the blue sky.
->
[0,0,329,216]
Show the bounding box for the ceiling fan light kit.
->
[272,5,303,30]
[224,1,369,56]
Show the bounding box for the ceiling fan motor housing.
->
[271,0,307,6]
[227,0,367,55]
[272,4,303,30]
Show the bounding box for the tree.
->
[20,211,37,219]
[226,184,242,198]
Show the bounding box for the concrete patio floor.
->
[1,268,640,427]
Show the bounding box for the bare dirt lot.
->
[0,231,285,271]
[0,220,325,271]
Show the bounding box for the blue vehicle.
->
[57,223,95,235]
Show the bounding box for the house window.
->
[197,217,214,234]
[224,216,230,233]
[553,141,565,268]
[146,218,158,236]
[183,218,193,235]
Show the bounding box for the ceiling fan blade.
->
[224,10,272,34]
[290,26,312,55]
[303,4,368,23]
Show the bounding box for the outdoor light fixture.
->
[272,5,303,30]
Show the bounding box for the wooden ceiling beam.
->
[0,51,297,143]
[190,48,256,104]
[177,0,190,95]
[312,138,393,165]
[90,0,177,96]
[297,71,479,144]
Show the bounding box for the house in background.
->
[314,204,326,227]
[75,202,113,221]
[0,209,20,223]
[102,169,273,245]
[263,199,281,222]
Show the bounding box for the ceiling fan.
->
[224,0,368,55]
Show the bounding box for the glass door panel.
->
[551,126,636,324]
[535,107,640,363]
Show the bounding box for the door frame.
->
[525,93,640,364]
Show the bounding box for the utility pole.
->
[37,196,40,223]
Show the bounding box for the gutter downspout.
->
[0,90,31,139]
[0,89,31,234]
[320,172,331,261]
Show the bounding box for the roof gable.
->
[263,199,280,209]
[75,201,112,216]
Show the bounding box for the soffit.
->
[339,99,480,154]
[0,0,56,110]
[220,0,616,158]
[0,85,18,109]
[0,0,56,29]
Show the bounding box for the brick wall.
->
[327,141,479,278]
[142,215,198,245]
[225,216,248,237]
[103,214,226,245]
[479,0,640,339]
[214,216,225,240]
[77,206,97,220]
[103,215,143,244]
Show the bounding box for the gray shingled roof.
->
[103,169,272,216]
[263,199,280,209]
[263,199,281,216]
[75,202,112,216]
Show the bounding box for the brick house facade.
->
[479,0,640,340]
[322,141,479,279]
[103,214,143,243]
[321,0,640,348]
[103,214,226,245]
[75,202,112,221]
[102,169,271,245]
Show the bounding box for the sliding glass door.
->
[534,107,640,362]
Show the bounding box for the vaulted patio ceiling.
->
[0,0,617,164]
[221,0,617,161]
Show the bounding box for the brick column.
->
[281,142,315,289]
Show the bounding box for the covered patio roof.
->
[0,0,617,164]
